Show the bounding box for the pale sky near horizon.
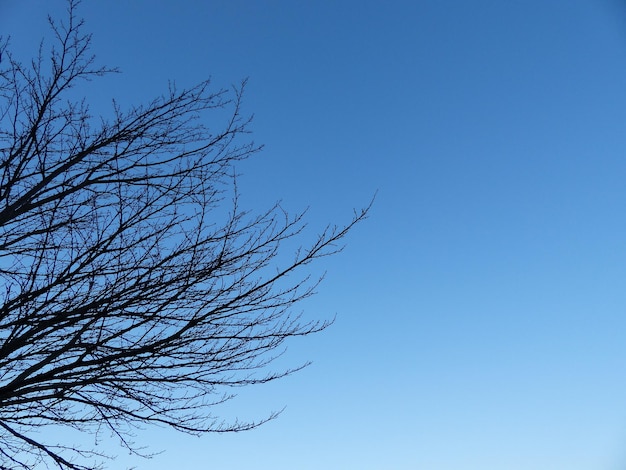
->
[3,1,626,469]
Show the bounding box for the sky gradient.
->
[2,1,626,469]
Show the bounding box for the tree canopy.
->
[0,2,368,468]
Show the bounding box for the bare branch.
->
[0,1,369,468]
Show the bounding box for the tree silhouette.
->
[0,2,368,468]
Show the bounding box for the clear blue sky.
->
[3,1,626,469]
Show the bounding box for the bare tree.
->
[0,2,368,468]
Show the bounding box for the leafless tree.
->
[0,2,368,468]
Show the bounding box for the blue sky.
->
[3,1,626,469]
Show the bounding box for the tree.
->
[0,2,368,468]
